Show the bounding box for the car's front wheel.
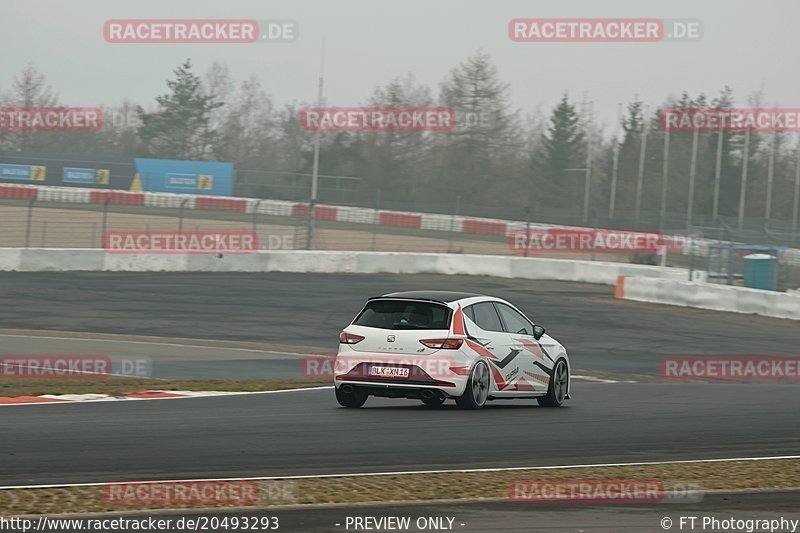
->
[456,360,490,409]
[537,359,568,407]
[335,386,368,408]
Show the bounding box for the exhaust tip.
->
[421,389,436,400]
[341,384,355,394]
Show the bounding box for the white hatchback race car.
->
[334,291,570,409]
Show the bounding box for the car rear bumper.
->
[334,360,468,396]
[335,381,462,399]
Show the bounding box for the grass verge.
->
[2,458,798,515]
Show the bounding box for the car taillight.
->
[420,338,463,349]
[339,332,365,344]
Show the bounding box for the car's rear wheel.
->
[456,360,490,409]
[421,395,446,407]
[335,386,368,408]
[537,359,568,407]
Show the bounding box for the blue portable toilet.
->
[742,254,778,291]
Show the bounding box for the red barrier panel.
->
[195,196,246,213]
[0,185,37,200]
[316,205,338,221]
[379,211,422,228]
[89,191,145,206]
[291,204,338,221]
[291,203,308,217]
[463,219,507,236]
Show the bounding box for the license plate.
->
[368,366,410,378]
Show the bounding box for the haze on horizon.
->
[1,0,798,132]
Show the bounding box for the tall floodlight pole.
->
[686,126,699,230]
[738,129,751,230]
[582,101,594,226]
[306,37,326,250]
[712,122,724,223]
[765,130,777,224]
[793,139,800,237]
[659,127,671,230]
[634,105,649,225]
[608,102,622,220]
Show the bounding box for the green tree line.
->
[1,55,798,231]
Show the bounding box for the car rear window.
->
[353,300,452,330]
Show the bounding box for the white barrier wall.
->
[10,247,793,320]
[617,276,800,321]
[0,249,692,286]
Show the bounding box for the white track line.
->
[2,455,798,490]
[571,374,621,383]
[0,334,317,356]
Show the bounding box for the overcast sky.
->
[1,0,798,134]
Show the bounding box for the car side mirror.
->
[533,325,545,340]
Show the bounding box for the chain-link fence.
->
[0,191,798,290]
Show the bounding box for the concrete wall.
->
[617,276,800,321]
[0,248,693,286]
[10,247,793,321]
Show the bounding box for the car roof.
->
[375,290,483,303]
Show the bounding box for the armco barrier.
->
[0,249,690,285]
[616,276,800,321]
[195,196,246,212]
[0,185,38,200]
[90,190,145,206]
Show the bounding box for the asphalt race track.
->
[2,384,800,485]
[0,272,798,487]
[0,272,798,376]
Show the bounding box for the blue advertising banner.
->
[0,153,130,189]
[133,159,233,196]
[165,173,200,191]
[63,167,97,184]
[0,163,46,181]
